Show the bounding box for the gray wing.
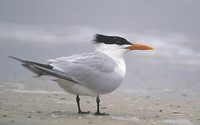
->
[49,52,116,83]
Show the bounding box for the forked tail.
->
[8,56,77,83]
[9,56,53,76]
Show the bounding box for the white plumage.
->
[10,34,153,115]
[49,44,127,96]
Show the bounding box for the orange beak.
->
[126,43,154,50]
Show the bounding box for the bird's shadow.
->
[47,110,110,118]
[48,110,80,117]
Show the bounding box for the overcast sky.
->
[0,0,199,45]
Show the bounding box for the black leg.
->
[76,95,81,113]
[76,95,90,114]
[94,95,109,115]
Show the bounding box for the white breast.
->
[113,56,126,78]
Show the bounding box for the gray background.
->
[0,0,199,101]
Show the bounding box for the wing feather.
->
[49,52,116,84]
[49,53,115,73]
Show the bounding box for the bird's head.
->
[94,34,154,56]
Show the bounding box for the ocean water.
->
[0,24,200,101]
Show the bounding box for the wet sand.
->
[0,88,199,125]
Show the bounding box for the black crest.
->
[94,34,132,45]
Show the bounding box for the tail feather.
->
[8,56,25,63]
[21,63,45,76]
[9,56,53,70]
[9,56,52,76]
[9,56,78,83]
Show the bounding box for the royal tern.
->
[9,34,154,115]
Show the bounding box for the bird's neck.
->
[95,44,126,77]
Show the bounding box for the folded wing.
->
[9,56,78,83]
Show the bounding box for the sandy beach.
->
[1,1,200,125]
[0,87,199,125]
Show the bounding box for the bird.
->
[9,34,154,115]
